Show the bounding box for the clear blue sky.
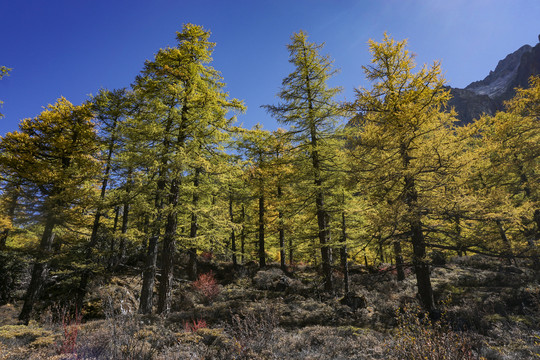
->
[1,0,539,136]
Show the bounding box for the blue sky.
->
[1,0,539,136]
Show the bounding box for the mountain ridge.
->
[448,38,540,124]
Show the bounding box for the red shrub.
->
[58,309,82,356]
[183,318,208,333]
[193,271,220,303]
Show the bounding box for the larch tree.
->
[463,80,539,267]
[264,31,342,292]
[0,98,99,323]
[129,23,243,315]
[505,75,540,265]
[347,34,457,313]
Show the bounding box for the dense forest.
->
[0,25,539,359]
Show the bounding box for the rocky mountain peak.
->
[465,45,533,98]
[448,40,540,124]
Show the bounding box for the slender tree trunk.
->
[532,209,540,270]
[453,215,464,257]
[19,215,56,324]
[393,240,405,281]
[118,202,130,266]
[157,175,180,315]
[278,184,286,271]
[241,204,246,265]
[496,220,515,266]
[258,194,266,268]
[289,234,294,266]
[108,206,121,269]
[187,168,200,281]
[229,193,237,266]
[340,209,350,296]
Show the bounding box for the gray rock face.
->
[450,41,540,124]
[447,87,499,124]
[466,45,533,98]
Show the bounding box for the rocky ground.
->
[0,255,539,359]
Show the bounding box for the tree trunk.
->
[308,122,333,292]
[157,175,180,315]
[19,216,56,324]
[393,240,405,281]
[378,238,385,263]
[229,193,237,266]
[139,174,168,315]
[118,202,130,266]
[532,209,540,270]
[314,172,332,291]
[258,194,266,268]
[241,204,246,265]
[496,220,515,266]
[278,184,286,271]
[340,210,350,296]
[139,234,158,314]
[401,144,435,313]
[187,168,200,281]
[289,234,294,266]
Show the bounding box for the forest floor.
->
[0,255,539,359]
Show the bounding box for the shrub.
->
[228,302,279,357]
[57,309,82,356]
[387,304,483,359]
[183,318,207,333]
[193,271,220,304]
